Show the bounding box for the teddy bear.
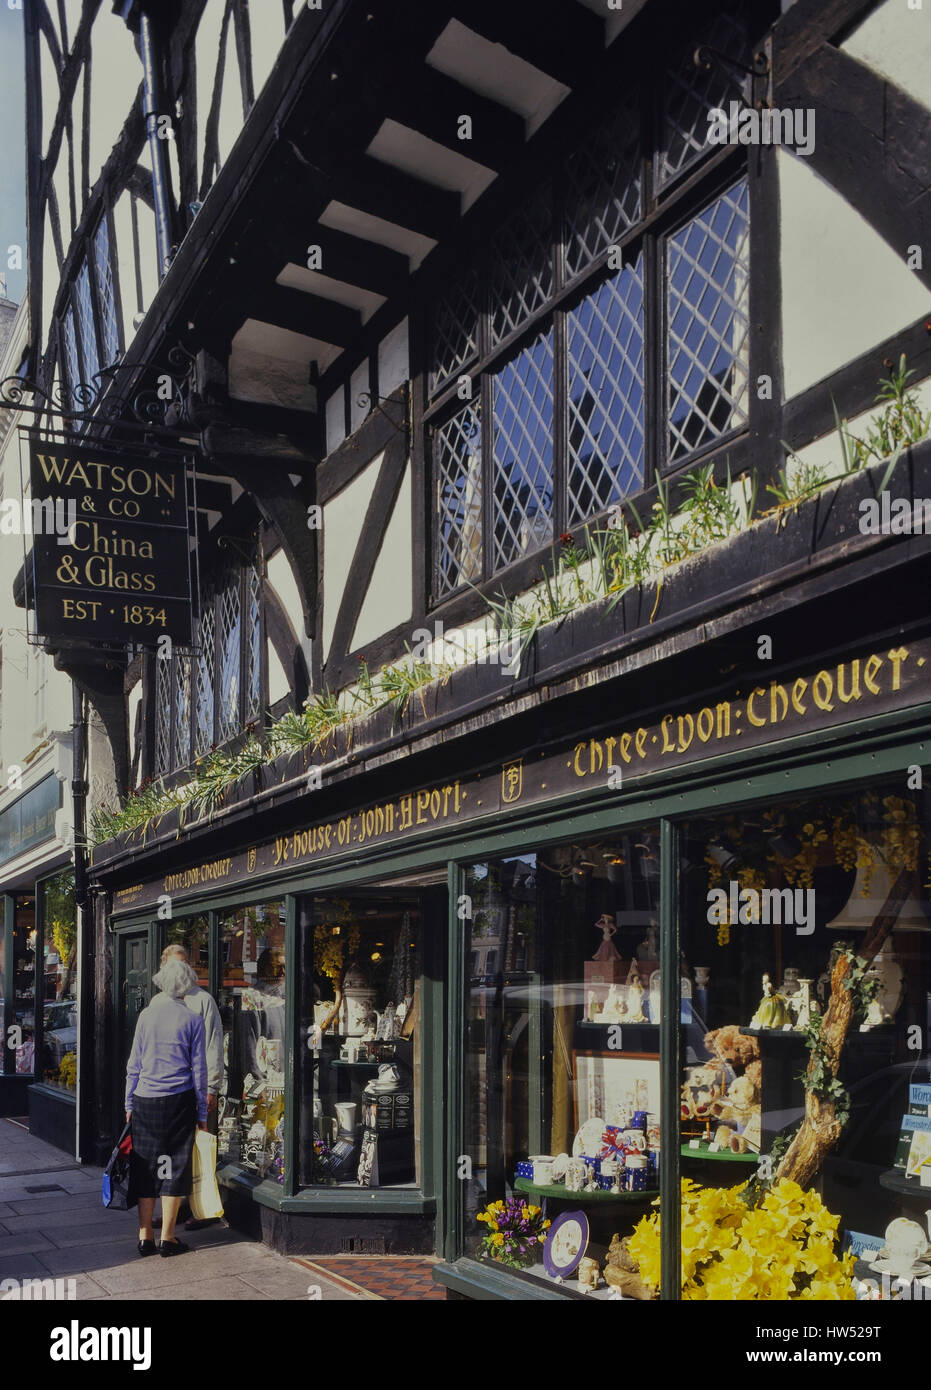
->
[704,1025,760,1070]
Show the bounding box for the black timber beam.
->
[380,65,526,171]
[283,140,460,243]
[450,0,606,92]
[240,284,363,349]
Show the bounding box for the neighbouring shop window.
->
[217,900,286,1182]
[460,830,663,1295]
[673,781,931,1302]
[165,914,210,988]
[9,896,36,1076]
[298,887,423,1190]
[39,871,77,1093]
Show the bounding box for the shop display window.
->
[674,781,931,1301]
[165,914,210,988]
[298,885,424,1190]
[217,900,286,1182]
[39,870,77,1092]
[6,896,36,1077]
[460,830,663,1295]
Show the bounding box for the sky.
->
[0,3,26,305]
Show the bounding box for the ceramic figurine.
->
[626,971,646,1023]
[749,973,790,1029]
[600,984,626,1022]
[577,1256,601,1289]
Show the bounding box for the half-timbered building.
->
[13,0,931,1297]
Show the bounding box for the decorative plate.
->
[552,1152,570,1180]
[572,1118,605,1157]
[543,1210,590,1279]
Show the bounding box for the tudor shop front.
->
[90,612,931,1292]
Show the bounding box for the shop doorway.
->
[116,929,152,1119]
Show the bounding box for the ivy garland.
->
[797,949,877,1129]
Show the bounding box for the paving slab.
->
[0,1232,55,1257]
[139,1275,277,1301]
[7,1190,103,1216]
[0,1254,53,1279]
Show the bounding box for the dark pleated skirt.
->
[130,1089,197,1197]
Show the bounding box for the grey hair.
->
[153,958,198,999]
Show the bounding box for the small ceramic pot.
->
[566,1157,586,1192]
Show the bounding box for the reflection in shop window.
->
[462,832,662,1294]
[299,887,424,1190]
[165,914,209,988]
[217,901,286,1182]
[40,871,77,1092]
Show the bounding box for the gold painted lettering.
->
[812,670,834,712]
[660,716,676,754]
[715,702,731,740]
[572,742,586,777]
[399,795,413,831]
[416,790,430,824]
[589,740,604,775]
[864,654,883,694]
[747,687,767,727]
[677,713,694,753]
[887,646,909,692]
[791,678,808,715]
[696,707,713,743]
[430,788,441,819]
[770,682,788,724]
[837,660,861,704]
[619,733,633,764]
[635,727,648,759]
[604,736,617,766]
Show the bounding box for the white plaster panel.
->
[351,462,413,651]
[88,14,140,188]
[378,318,409,399]
[246,0,288,101]
[40,32,59,156]
[366,119,496,213]
[196,0,226,182]
[792,376,931,481]
[426,19,569,136]
[779,150,931,400]
[111,189,140,343]
[319,201,434,270]
[843,0,931,112]
[326,385,346,455]
[267,641,290,705]
[133,192,160,315]
[321,452,383,657]
[277,263,385,324]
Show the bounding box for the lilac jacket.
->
[125,991,208,1122]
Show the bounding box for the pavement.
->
[0,1118,365,1302]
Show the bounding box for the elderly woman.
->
[124,957,208,1256]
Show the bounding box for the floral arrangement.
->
[476,1197,551,1268]
[627,1178,856,1300]
[58,1051,77,1091]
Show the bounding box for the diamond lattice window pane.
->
[94,217,120,366]
[174,653,192,768]
[490,190,554,346]
[74,262,100,386]
[492,329,554,568]
[434,403,483,599]
[246,565,261,723]
[567,255,645,523]
[217,577,242,743]
[666,180,750,462]
[656,8,752,189]
[194,603,216,755]
[62,308,80,398]
[154,654,171,775]
[431,269,480,394]
[565,96,642,280]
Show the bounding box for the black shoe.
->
[158,1238,191,1257]
[137,1240,157,1257]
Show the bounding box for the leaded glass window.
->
[490,190,554,347]
[492,331,554,569]
[74,263,100,386]
[154,654,171,775]
[194,603,216,756]
[435,404,483,599]
[93,217,121,366]
[666,179,750,462]
[567,255,645,524]
[656,8,752,189]
[246,566,262,723]
[217,577,243,744]
[62,308,80,399]
[565,96,642,281]
[431,270,480,394]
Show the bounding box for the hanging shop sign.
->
[106,636,931,914]
[0,775,62,869]
[27,437,193,647]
